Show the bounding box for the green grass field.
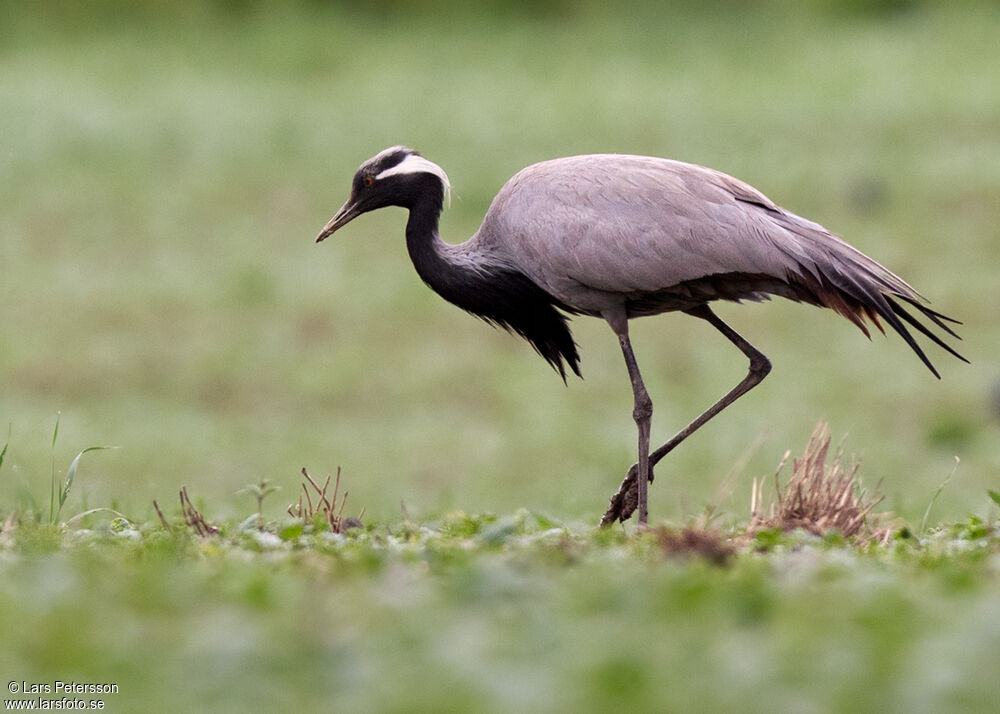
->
[2,509,999,712]
[2,2,999,711]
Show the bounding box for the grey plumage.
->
[317,146,965,527]
[476,155,961,373]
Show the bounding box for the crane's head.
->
[316,146,451,242]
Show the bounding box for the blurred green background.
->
[2,0,998,525]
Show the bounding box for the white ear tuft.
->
[376,154,451,207]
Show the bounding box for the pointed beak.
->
[316,200,362,243]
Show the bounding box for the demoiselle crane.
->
[316,146,965,527]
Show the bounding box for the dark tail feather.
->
[852,283,942,378]
[894,294,963,339]
[790,262,965,378]
[774,212,964,377]
[886,296,969,364]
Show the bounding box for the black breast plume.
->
[433,265,582,381]
[402,186,581,381]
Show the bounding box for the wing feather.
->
[475,153,964,374]
[486,156,810,294]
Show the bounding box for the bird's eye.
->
[364,176,374,187]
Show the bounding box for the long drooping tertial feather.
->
[767,215,968,379]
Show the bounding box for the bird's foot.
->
[598,462,654,527]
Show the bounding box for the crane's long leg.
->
[616,328,654,527]
[600,305,771,526]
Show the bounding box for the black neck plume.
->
[402,184,581,381]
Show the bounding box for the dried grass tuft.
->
[748,422,892,545]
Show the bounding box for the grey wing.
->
[487,155,914,303]
[482,154,963,375]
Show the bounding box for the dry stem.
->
[288,467,363,533]
[178,487,220,537]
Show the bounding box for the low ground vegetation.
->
[2,424,998,711]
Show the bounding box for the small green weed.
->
[920,457,961,536]
[2,415,118,525]
[238,478,280,531]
